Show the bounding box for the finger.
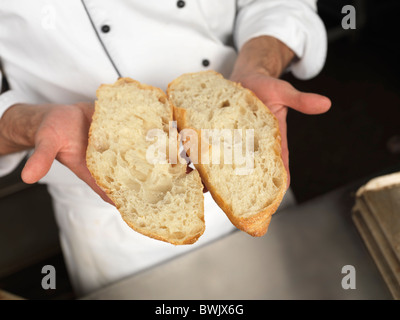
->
[285,89,331,115]
[272,82,331,115]
[21,137,59,184]
[292,91,331,115]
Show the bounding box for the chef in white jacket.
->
[0,0,331,297]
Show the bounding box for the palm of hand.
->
[21,103,112,203]
[231,73,331,187]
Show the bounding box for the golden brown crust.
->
[119,177,205,245]
[85,168,204,245]
[167,71,287,237]
[86,77,205,245]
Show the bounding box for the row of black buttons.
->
[101,1,186,34]
[101,25,110,33]
[101,26,210,67]
[99,0,209,68]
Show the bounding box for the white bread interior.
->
[86,78,205,245]
[167,71,287,236]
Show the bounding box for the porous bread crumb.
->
[86,78,205,245]
[167,71,287,236]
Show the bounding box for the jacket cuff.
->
[234,1,327,80]
[0,89,32,118]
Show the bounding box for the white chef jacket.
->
[0,0,327,297]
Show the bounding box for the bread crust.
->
[168,71,287,237]
[87,77,205,245]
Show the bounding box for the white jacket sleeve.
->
[234,0,327,80]
[0,69,31,177]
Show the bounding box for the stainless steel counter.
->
[83,181,393,300]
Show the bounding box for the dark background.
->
[285,0,400,203]
[0,0,399,299]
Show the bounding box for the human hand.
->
[230,71,331,188]
[0,102,113,204]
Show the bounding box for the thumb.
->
[293,91,332,115]
[279,82,332,115]
[21,136,59,184]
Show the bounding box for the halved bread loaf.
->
[167,71,287,236]
[86,78,205,245]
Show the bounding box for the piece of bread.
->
[167,71,287,236]
[86,78,205,245]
